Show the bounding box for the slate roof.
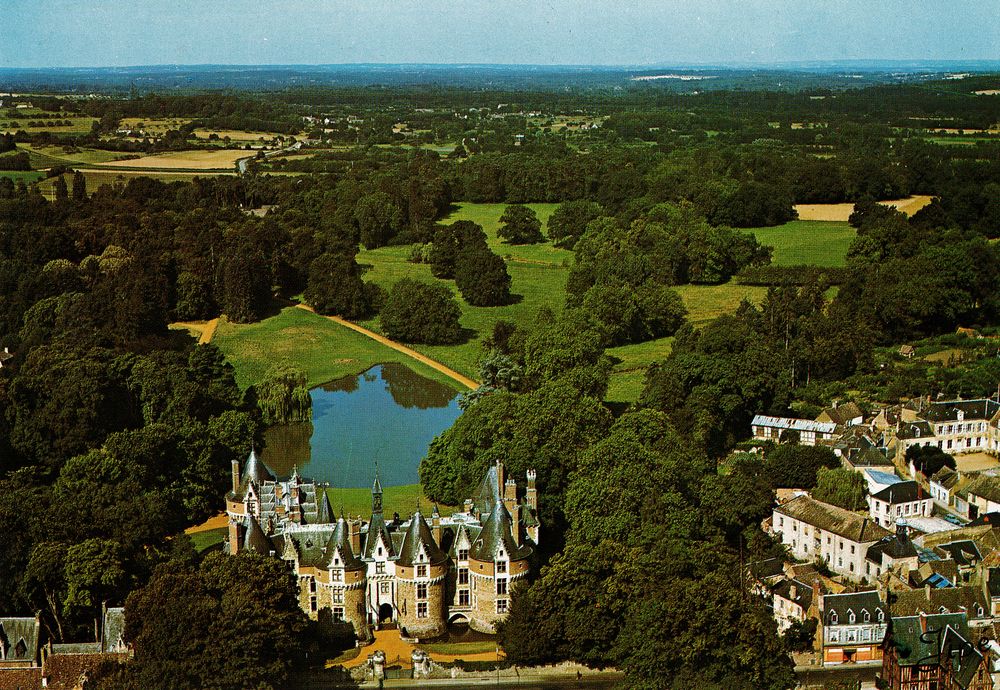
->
[897,421,934,440]
[469,500,532,563]
[396,511,448,567]
[472,464,500,517]
[324,517,365,571]
[987,568,1000,598]
[0,617,40,664]
[242,450,275,489]
[892,586,987,620]
[968,512,1000,527]
[962,475,1000,505]
[872,481,927,505]
[867,533,919,563]
[921,399,1000,423]
[773,578,813,611]
[243,515,276,555]
[749,556,785,580]
[776,495,891,543]
[823,590,885,626]
[941,624,986,690]
[930,467,960,491]
[102,607,125,653]
[935,541,982,568]
[848,447,894,467]
[819,402,864,426]
[362,513,395,560]
[314,491,334,525]
[751,415,837,434]
[887,613,968,662]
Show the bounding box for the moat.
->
[260,363,463,487]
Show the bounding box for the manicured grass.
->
[743,220,855,267]
[674,283,769,326]
[189,527,227,553]
[325,484,457,520]
[605,337,674,404]
[422,641,498,655]
[212,305,461,390]
[0,170,45,183]
[356,202,569,379]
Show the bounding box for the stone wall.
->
[396,576,446,639]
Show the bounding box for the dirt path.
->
[185,512,228,534]
[336,630,500,669]
[295,305,479,390]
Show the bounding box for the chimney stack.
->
[349,519,361,555]
[504,479,517,512]
[511,503,522,546]
[496,460,505,498]
[789,584,798,601]
[526,470,537,510]
[231,459,241,495]
[431,507,442,546]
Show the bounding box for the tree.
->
[782,618,818,653]
[354,191,402,249]
[64,538,128,641]
[52,175,68,202]
[905,445,956,478]
[220,239,270,323]
[304,252,378,318]
[763,445,839,490]
[379,278,463,344]
[811,467,867,510]
[429,221,487,279]
[253,365,311,424]
[454,246,512,306]
[547,200,604,248]
[71,170,87,201]
[498,204,544,244]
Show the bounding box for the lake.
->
[261,363,463,488]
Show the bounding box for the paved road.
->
[295,304,480,391]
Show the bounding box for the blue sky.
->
[2,0,998,68]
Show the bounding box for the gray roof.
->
[472,464,500,517]
[935,541,982,567]
[0,617,40,664]
[867,532,919,563]
[773,578,813,612]
[102,607,125,653]
[363,513,395,560]
[921,399,1000,423]
[314,490,334,525]
[243,515,275,555]
[872,481,927,505]
[962,475,1000,505]
[897,421,934,440]
[823,590,885,626]
[888,614,983,690]
[469,500,532,563]
[752,415,837,434]
[819,402,864,426]
[988,568,1000,598]
[776,495,891,543]
[396,512,448,567]
[325,517,365,571]
[892,586,987,620]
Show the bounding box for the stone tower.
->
[394,511,448,639]
[468,500,533,633]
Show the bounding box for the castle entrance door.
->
[379,603,394,622]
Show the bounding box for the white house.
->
[752,415,838,446]
[772,495,890,581]
[861,468,904,496]
[772,578,814,632]
[867,481,933,529]
[819,590,887,665]
[896,398,1000,455]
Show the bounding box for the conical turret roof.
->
[243,450,275,486]
[396,511,448,567]
[324,517,365,570]
[314,490,334,524]
[469,500,532,563]
[242,515,275,555]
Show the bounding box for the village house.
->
[864,521,920,582]
[957,476,1000,521]
[897,398,1000,456]
[819,590,887,665]
[863,468,905,496]
[931,467,967,509]
[772,495,891,581]
[816,401,865,427]
[772,578,816,632]
[751,415,838,446]
[868,481,934,529]
[880,613,992,690]
[226,452,539,641]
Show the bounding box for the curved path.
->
[294,304,480,390]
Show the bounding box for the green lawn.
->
[356,202,569,379]
[0,170,45,183]
[605,337,674,404]
[22,144,136,166]
[325,484,456,520]
[189,527,227,553]
[212,305,462,390]
[743,220,855,267]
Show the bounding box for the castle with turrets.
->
[225,451,539,640]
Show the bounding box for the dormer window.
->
[978,606,984,617]
[830,611,839,625]
[863,610,870,623]
[939,606,947,614]
[334,556,340,565]
[378,547,383,557]
[877,610,885,623]
[848,610,855,624]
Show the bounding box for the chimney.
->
[919,611,928,632]
[228,519,241,555]
[231,459,241,495]
[511,503,522,546]
[463,498,474,515]
[504,479,517,513]
[349,520,361,555]
[496,460,505,498]
[925,583,932,600]
[789,584,798,601]
[432,508,442,546]
[526,470,537,510]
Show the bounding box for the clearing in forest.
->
[743,220,855,267]
[100,148,252,170]
[794,195,933,221]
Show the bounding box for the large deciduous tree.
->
[379,278,463,344]
[498,204,544,244]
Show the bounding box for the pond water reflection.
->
[261,363,463,487]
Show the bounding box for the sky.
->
[2,0,999,68]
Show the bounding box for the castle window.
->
[458,548,469,562]
[497,578,508,595]
[333,607,344,622]
[458,568,469,585]
[417,583,428,600]
[310,596,317,613]
[459,589,470,606]
[417,602,428,619]
[496,560,508,574]
[497,599,508,614]
[417,564,428,578]
[333,591,343,604]
[380,582,391,594]
[309,578,316,593]
[376,562,385,574]
[332,570,343,582]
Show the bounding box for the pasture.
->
[794,195,933,221]
[100,148,251,170]
[743,220,855,267]
[211,306,459,390]
[21,144,135,167]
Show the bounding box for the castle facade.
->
[225,452,539,641]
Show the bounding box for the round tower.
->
[319,517,370,642]
[468,500,533,634]
[394,511,448,639]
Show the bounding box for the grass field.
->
[100,149,250,170]
[743,220,855,267]
[211,305,461,390]
[1,117,97,135]
[355,203,566,379]
[794,195,932,221]
[189,527,227,553]
[36,170,231,199]
[21,144,135,166]
[325,484,456,520]
[193,128,284,142]
[0,170,45,183]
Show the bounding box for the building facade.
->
[819,590,887,665]
[225,452,538,640]
[869,481,934,529]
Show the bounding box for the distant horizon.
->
[4,1,998,69]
